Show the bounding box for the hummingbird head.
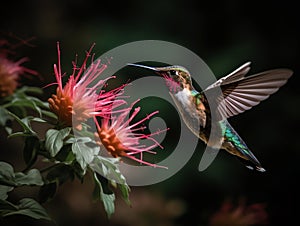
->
[127,63,193,93]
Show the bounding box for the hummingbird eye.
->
[169,70,177,76]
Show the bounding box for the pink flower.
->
[210,198,268,226]
[0,38,37,97]
[48,42,126,129]
[48,42,166,168]
[95,100,168,168]
[0,58,23,97]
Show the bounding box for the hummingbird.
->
[128,62,293,172]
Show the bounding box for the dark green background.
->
[1,0,299,225]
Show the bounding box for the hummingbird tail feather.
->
[221,121,266,172]
[235,157,266,172]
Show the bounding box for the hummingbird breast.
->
[169,88,211,142]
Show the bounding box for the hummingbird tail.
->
[235,157,266,172]
[221,121,266,172]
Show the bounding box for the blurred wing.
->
[204,65,293,119]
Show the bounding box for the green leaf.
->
[0,198,51,221]
[0,162,43,187]
[45,128,71,157]
[72,162,85,180]
[93,172,115,218]
[0,162,15,186]
[8,86,49,117]
[41,109,57,119]
[11,99,41,116]
[8,116,46,138]
[18,86,44,95]
[23,136,39,167]
[14,169,43,186]
[8,131,34,138]
[38,164,74,203]
[71,138,99,172]
[7,105,27,118]
[4,127,12,135]
[46,164,74,185]
[0,107,12,127]
[118,183,131,206]
[89,157,131,206]
[0,162,14,179]
[0,185,13,200]
[26,97,49,117]
[93,174,113,195]
[6,113,37,136]
[30,117,47,123]
[90,156,126,185]
[0,199,17,211]
[55,144,75,164]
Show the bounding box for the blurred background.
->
[0,0,299,225]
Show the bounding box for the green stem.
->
[1,103,11,109]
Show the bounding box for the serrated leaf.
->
[45,128,71,157]
[93,172,115,218]
[71,138,99,172]
[0,198,51,221]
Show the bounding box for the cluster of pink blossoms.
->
[48,42,166,168]
[0,38,37,97]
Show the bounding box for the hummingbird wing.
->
[205,62,252,90]
[203,63,293,120]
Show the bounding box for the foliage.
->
[0,86,130,221]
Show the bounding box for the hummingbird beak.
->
[127,63,158,72]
